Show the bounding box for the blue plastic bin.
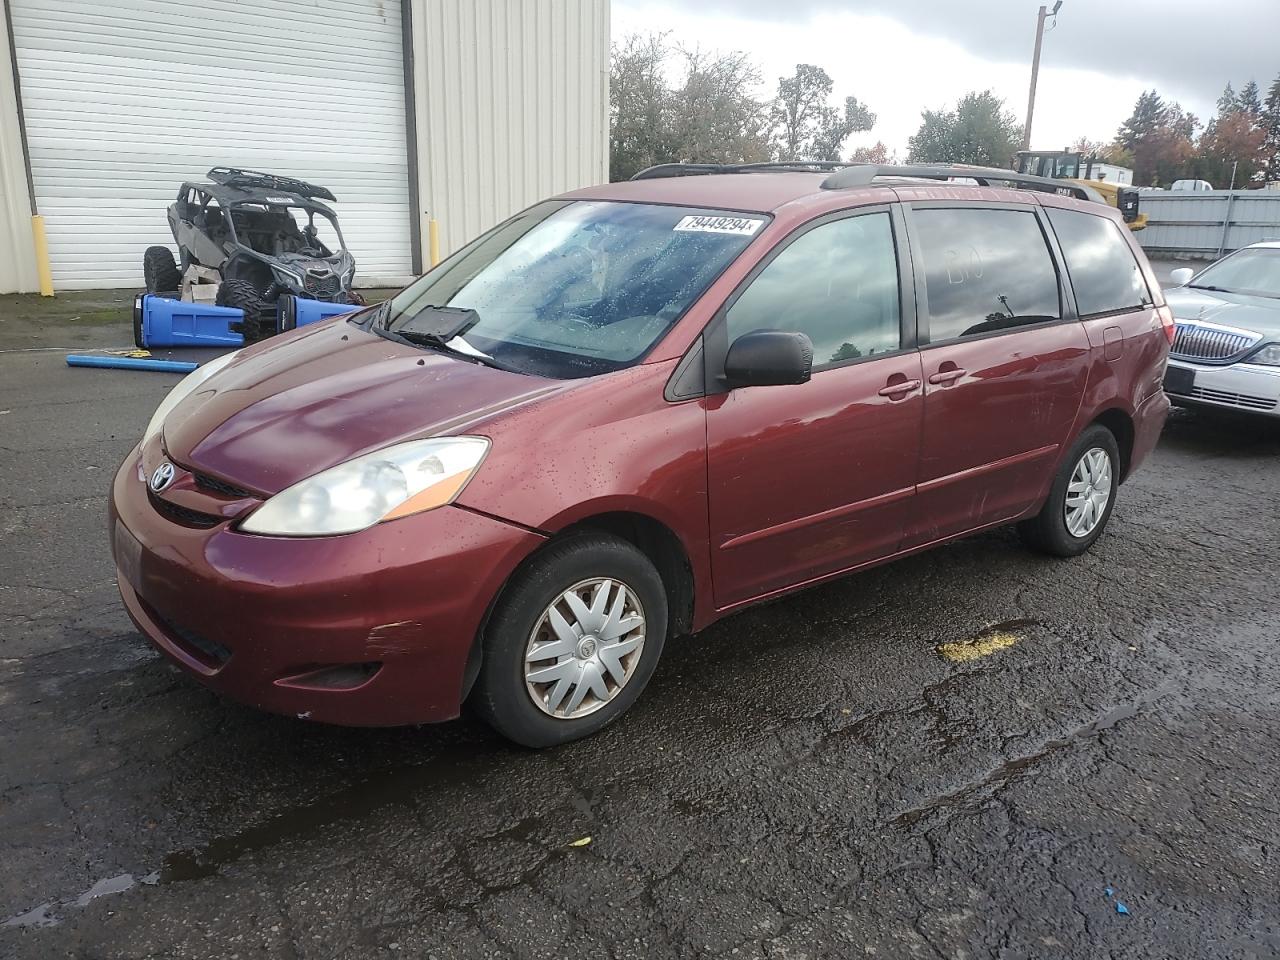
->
[134,293,244,348]
[277,295,363,332]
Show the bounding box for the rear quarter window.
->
[1046,208,1152,317]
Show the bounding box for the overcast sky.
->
[612,0,1280,159]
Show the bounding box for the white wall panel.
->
[0,5,37,294]
[410,0,609,259]
[10,0,414,289]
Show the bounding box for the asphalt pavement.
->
[2,266,1279,958]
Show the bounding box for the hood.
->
[1164,286,1280,339]
[162,319,570,494]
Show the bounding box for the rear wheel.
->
[216,278,273,343]
[142,246,181,296]
[1018,424,1120,557]
[471,534,668,748]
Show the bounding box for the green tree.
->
[772,64,875,162]
[1262,73,1280,182]
[848,140,892,164]
[906,90,1022,166]
[608,34,774,180]
[668,47,773,166]
[609,33,674,181]
[1115,90,1199,185]
[1240,79,1263,121]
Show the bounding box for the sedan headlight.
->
[1248,343,1280,366]
[240,437,490,536]
[143,350,240,447]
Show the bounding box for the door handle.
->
[878,379,921,398]
[928,367,967,385]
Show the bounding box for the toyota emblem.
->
[150,461,175,493]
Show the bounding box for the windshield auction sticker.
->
[673,215,765,236]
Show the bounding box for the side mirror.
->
[724,330,813,388]
[1169,267,1195,286]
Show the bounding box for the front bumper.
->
[1164,358,1280,417]
[109,446,545,726]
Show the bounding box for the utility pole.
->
[1022,1,1062,152]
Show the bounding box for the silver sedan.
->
[1163,242,1280,417]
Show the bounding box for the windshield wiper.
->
[378,326,518,373]
[1188,283,1230,293]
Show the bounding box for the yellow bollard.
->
[428,218,440,268]
[31,215,54,297]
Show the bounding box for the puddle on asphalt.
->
[3,872,158,929]
[3,731,507,927]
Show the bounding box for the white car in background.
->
[1163,242,1280,417]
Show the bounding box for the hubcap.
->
[1064,446,1113,538]
[524,577,646,720]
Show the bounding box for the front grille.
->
[192,471,252,499]
[1170,323,1258,363]
[148,492,222,528]
[303,272,341,300]
[1188,385,1278,411]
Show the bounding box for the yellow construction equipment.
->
[1015,151,1148,230]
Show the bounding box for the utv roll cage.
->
[630,161,1104,204]
[206,166,338,202]
[176,182,348,258]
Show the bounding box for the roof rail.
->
[206,167,338,202]
[820,163,1103,202]
[630,161,854,180]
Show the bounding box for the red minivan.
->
[109,164,1173,746]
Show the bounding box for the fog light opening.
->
[275,662,383,691]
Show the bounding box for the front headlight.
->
[1248,343,1280,366]
[143,350,240,447]
[240,437,490,536]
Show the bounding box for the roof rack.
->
[820,163,1102,202]
[630,161,854,180]
[206,167,337,202]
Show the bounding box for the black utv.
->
[143,167,361,341]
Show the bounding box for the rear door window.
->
[725,212,901,369]
[912,208,1061,341]
[1046,208,1152,316]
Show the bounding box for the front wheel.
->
[471,534,668,748]
[1018,424,1120,557]
[216,278,273,343]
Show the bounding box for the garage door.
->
[9,0,413,289]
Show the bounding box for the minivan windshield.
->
[382,200,768,378]
[1188,247,1280,299]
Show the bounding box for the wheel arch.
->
[1090,407,1135,481]
[459,508,697,706]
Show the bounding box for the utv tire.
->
[1017,424,1120,558]
[142,246,181,296]
[216,279,273,343]
[471,533,668,748]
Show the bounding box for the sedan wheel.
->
[524,578,646,719]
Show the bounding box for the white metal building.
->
[0,0,609,292]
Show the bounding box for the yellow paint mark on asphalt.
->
[937,631,1021,663]
[568,836,592,848]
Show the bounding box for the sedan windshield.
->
[1189,248,1280,299]
[383,200,768,378]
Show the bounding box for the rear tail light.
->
[1157,305,1176,345]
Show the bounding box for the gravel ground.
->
[3,261,1279,959]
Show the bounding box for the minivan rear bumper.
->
[1130,386,1171,476]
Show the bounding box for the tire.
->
[142,246,181,296]
[471,533,668,748]
[1018,424,1121,557]
[216,278,273,343]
